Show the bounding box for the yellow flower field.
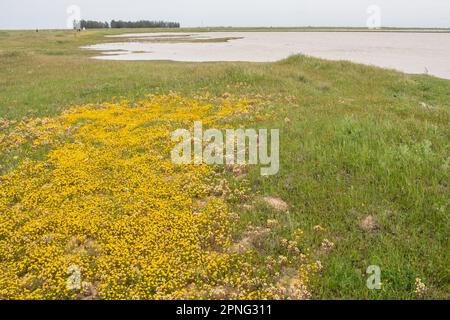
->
[0,94,318,299]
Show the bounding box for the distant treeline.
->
[76,20,180,30]
[110,20,180,28]
[78,20,109,29]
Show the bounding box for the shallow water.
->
[82,32,450,79]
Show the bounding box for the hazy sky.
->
[1,0,449,29]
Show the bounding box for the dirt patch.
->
[262,196,289,212]
[360,215,381,233]
[228,226,271,254]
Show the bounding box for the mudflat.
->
[82,31,450,79]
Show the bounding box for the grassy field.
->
[0,28,449,299]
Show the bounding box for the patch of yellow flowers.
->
[0,93,318,299]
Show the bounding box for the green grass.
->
[0,29,449,299]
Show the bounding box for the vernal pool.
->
[82,32,450,79]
